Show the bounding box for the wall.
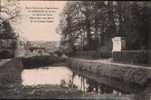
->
[68,58,151,94]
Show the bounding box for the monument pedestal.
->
[112,37,148,65]
[112,37,126,52]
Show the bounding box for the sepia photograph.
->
[0,0,151,99]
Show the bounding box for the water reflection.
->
[22,66,123,96]
[22,66,89,91]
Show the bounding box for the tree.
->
[0,0,21,58]
[114,1,151,50]
[58,1,151,56]
[0,0,20,22]
[58,1,117,54]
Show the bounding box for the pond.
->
[21,66,123,96]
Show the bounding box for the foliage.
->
[0,0,20,23]
[58,1,151,55]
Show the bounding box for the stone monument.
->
[112,36,126,52]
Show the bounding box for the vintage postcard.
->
[0,0,150,99]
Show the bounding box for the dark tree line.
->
[0,0,20,58]
[57,1,151,55]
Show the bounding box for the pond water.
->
[21,66,122,95]
[22,66,89,91]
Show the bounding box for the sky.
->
[8,0,66,41]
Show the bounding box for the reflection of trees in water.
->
[86,79,124,96]
[59,73,77,89]
[59,73,123,96]
[80,76,123,95]
[60,79,77,89]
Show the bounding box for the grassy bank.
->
[0,58,23,99]
[2,85,134,99]
[1,85,83,99]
